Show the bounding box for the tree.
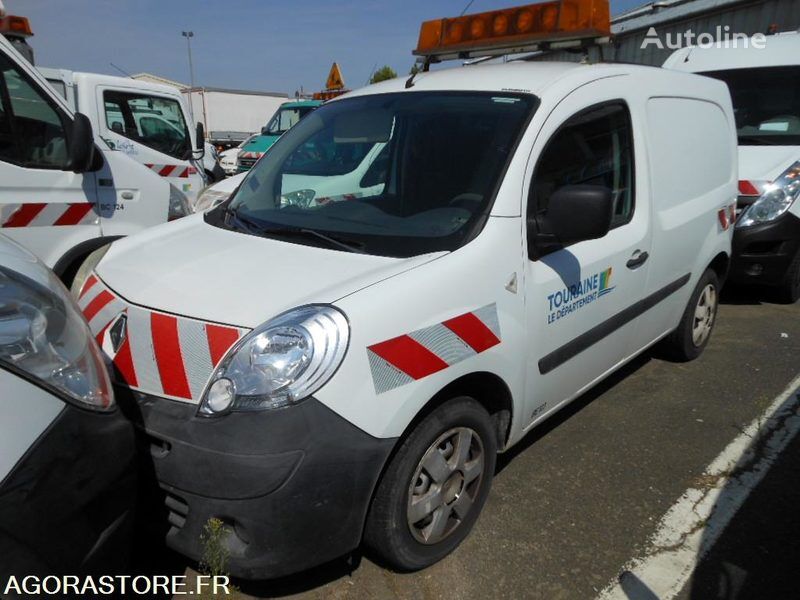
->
[370,65,397,84]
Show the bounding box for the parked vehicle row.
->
[0,0,797,587]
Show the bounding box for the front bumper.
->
[119,390,396,580]
[0,404,137,579]
[730,212,800,286]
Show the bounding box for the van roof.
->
[343,60,681,99]
[663,31,800,72]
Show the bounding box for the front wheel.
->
[364,397,497,571]
[662,268,720,361]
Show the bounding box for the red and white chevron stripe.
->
[1,202,99,228]
[367,304,501,394]
[79,274,248,403]
[144,163,198,178]
[738,180,767,197]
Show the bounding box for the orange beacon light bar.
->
[414,0,610,59]
[0,15,33,37]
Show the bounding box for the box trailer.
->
[183,87,288,147]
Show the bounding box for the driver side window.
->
[102,90,190,159]
[0,52,69,169]
[529,102,635,237]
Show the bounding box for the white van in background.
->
[0,35,192,284]
[665,32,800,302]
[38,68,221,202]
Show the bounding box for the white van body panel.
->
[664,32,800,216]
[0,37,172,271]
[93,61,736,443]
[0,369,64,482]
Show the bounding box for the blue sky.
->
[11,0,644,95]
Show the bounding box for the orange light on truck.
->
[0,15,33,36]
[414,0,609,57]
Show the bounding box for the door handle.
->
[626,250,649,269]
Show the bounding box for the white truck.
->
[79,0,737,579]
[38,68,219,201]
[0,35,192,284]
[182,86,287,147]
[664,32,800,302]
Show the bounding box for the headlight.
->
[168,184,193,221]
[198,305,348,416]
[737,161,800,228]
[0,254,113,411]
[194,187,231,212]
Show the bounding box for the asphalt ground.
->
[132,285,800,600]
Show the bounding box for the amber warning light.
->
[0,15,33,37]
[414,0,610,59]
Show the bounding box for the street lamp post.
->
[181,30,195,121]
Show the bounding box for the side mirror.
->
[66,113,97,173]
[261,126,269,135]
[195,122,205,151]
[530,185,614,256]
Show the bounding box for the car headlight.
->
[168,184,193,221]
[738,161,800,228]
[194,187,232,212]
[0,254,113,411]
[198,305,349,416]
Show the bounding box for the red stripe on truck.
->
[3,203,46,227]
[442,312,501,353]
[53,203,93,226]
[151,313,192,399]
[369,335,449,380]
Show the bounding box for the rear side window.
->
[103,90,190,159]
[0,52,69,169]
[530,102,635,232]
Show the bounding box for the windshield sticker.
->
[547,267,615,325]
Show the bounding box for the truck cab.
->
[0,36,192,284]
[237,99,322,172]
[37,69,210,204]
[664,32,800,302]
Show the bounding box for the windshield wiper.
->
[269,227,366,254]
[224,207,366,253]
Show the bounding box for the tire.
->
[662,268,720,361]
[364,397,497,571]
[779,251,800,304]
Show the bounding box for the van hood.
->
[738,145,800,182]
[95,215,443,328]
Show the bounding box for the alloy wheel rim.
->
[692,283,717,347]
[406,427,485,545]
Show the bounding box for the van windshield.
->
[702,66,800,146]
[209,92,536,257]
[264,106,315,136]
